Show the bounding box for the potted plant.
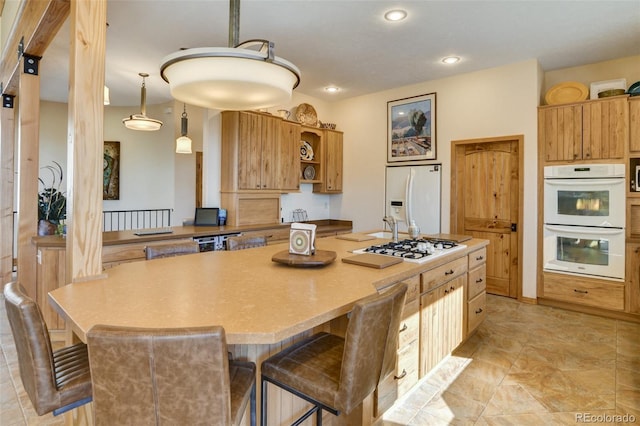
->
[38,161,67,236]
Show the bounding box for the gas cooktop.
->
[352,238,466,264]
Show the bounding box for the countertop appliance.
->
[385,164,441,235]
[352,237,466,264]
[193,232,240,252]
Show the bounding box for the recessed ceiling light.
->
[442,56,461,64]
[324,86,340,93]
[384,9,407,22]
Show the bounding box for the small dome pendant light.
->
[176,104,193,154]
[122,73,163,131]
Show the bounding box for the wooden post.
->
[0,95,16,286]
[65,0,107,283]
[16,58,40,299]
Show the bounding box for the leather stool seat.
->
[145,241,199,259]
[261,282,407,425]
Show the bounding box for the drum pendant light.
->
[160,0,300,111]
[122,73,163,131]
[176,104,192,154]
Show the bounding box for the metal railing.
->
[103,209,172,231]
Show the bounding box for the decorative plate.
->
[629,81,640,97]
[300,140,314,160]
[303,165,316,180]
[544,81,589,105]
[296,103,318,126]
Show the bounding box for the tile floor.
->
[1,294,639,425]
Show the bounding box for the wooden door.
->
[452,136,521,298]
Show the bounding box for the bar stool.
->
[226,235,267,251]
[260,282,408,425]
[3,282,93,416]
[87,325,256,426]
[145,240,200,259]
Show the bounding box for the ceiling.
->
[38,0,640,107]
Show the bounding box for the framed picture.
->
[103,141,120,200]
[388,93,436,163]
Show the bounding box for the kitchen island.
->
[48,234,488,425]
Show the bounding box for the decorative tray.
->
[272,250,336,267]
[296,103,318,126]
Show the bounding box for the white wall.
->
[329,59,541,299]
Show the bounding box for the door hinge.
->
[511,223,517,232]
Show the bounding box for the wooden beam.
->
[16,59,40,299]
[0,95,16,285]
[65,0,106,282]
[0,0,69,96]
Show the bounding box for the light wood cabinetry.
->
[539,96,627,162]
[300,126,344,193]
[374,275,420,417]
[419,258,467,377]
[467,247,487,337]
[221,111,282,191]
[280,120,302,191]
[626,243,640,314]
[314,129,343,193]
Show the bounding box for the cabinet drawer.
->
[421,256,467,293]
[396,339,419,397]
[242,227,290,243]
[374,340,419,417]
[543,273,624,311]
[468,291,486,334]
[468,247,487,270]
[398,298,419,348]
[468,264,487,300]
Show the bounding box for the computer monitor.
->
[194,207,219,226]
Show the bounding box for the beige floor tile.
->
[616,367,640,391]
[415,390,485,424]
[616,388,640,418]
[482,384,548,416]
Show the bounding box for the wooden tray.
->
[272,250,337,267]
[341,253,403,269]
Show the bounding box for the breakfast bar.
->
[48,234,489,425]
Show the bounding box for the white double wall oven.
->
[543,164,626,281]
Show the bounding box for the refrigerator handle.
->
[405,168,415,225]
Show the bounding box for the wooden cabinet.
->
[627,97,640,153]
[625,243,640,314]
[539,97,627,162]
[280,120,302,191]
[314,129,343,193]
[542,271,624,311]
[374,275,420,417]
[419,257,467,378]
[466,247,487,337]
[300,126,344,193]
[221,111,282,191]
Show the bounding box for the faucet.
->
[383,216,399,242]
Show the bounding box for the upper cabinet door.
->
[582,97,627,160]
[324,130,343,192]
[237,112,263,190]
[539,105,582,162]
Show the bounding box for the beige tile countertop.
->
[48,234,488,345]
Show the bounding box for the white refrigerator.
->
[385,165,441,235]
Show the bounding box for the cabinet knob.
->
[475,308,483,314]
[444,289,449,294]
[476,256,484,261]
[394,369,407,380]
[444,269,454,275]
[573,289,588,294]
[476,278,483,283]
[399,323,408,333]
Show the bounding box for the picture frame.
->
[103,141,120,200]
[387,93,436,163]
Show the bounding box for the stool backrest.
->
[337,282,407,413]
[145,241,199,260]
[4,282,58,415]
[87,325,233,425]
[226,235,267,251]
